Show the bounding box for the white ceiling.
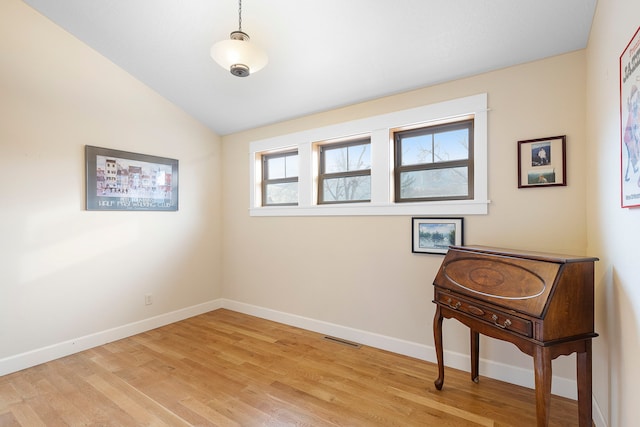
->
[23,0,597,136]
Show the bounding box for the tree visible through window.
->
[318,138,371,204]
[250,94,488,216]
[394,119,473,202]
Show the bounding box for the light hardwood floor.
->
[0,309,581,426]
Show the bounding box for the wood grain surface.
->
[0,309,580,426]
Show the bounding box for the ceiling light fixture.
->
[210,0,268,77]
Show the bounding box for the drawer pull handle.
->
[491,314,512,329]
[446,298,461,310]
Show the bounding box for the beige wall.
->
[586,0,640,425]
[222,51,588,389]
[0,0,223,364]
[10,0,640,423]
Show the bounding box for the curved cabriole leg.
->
[433,304,445,390]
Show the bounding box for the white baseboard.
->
[592,394,607,427]
[0,298,606,426]
[0,299,223,377]
[221,299,580,401]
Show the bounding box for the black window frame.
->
[318,137,372,205]
[394,119,474,203]
[262,150,299,206]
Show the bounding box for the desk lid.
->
[434,245,598,317]
[449,245,599,264]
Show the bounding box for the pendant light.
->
[210,0,268,77]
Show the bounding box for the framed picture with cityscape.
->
[85,145,179,211]
[411,217,463,255]
[517,135,566,188]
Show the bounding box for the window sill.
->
[250,200,490,217]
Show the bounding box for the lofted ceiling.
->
[23,0,597,136]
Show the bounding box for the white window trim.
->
[249,93,489,217]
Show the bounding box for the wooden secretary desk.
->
[432,245,598,427]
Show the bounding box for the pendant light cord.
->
[238,0,242,32]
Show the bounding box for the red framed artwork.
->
[621,26,640,208]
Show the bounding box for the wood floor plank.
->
[0,412,21,427]
[83,373,189,426]
[178,396,242,426]
[0,384,20,409]
[3,403,47,427]
[0,309,582,426]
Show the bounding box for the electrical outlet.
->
[145,294,153,305]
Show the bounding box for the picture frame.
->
[517,135,566,188]
[85,145,179,211]
[411,217,463,255]
[620,26,640,208]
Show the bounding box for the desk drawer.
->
[435,290,533,338]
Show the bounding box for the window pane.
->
[348,144,371,170]
[266,153,298,179]
[324,146,346,173]
[401,134,433,166]
[400,167,468,199]
[322,176,371,202]
[266,156,285,179]
[324,144,370,173]
[265,182,298,205]
[434,129,468,162]
[285,154,298,177]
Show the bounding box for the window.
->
[249,93,488,216]
[394,119,473,202]
[262,150,298,206]
[318,138,371,204]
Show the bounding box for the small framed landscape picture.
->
[517,135,566,188]
[412,217,463,255]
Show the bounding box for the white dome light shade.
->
[211,31,268,77]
